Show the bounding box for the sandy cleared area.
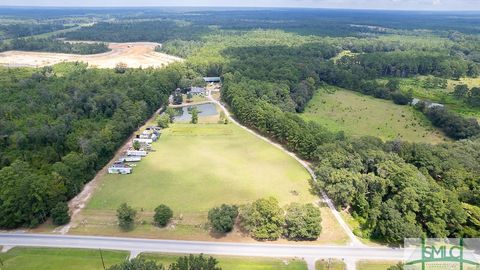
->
[0,42,183,68]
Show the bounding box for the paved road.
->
[206,90,363,247]
[0,234,404,264]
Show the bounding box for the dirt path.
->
[55,107,164,234]
[206,90,363,247]
[0,42,183,68]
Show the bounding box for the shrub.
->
[117,203,136,231]
[284,203,322,240]
[51,201,70,226]
[157,114,170,129]
[154,204,173,227]
[169,254,220,270]
[108,258,164,270]
[208,204,238,233]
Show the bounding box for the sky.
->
[1,0,480,11]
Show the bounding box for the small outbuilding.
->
[203,77,221,83]
[190,87,206,96]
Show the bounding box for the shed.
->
[203,77,221,83]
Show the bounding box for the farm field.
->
[357,260,401,270]
[140,253,307,270]
[300,86,446,143]
[0,42,183,68]
[69,119,347,244]
[0,247,128,270]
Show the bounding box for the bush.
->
[117,203,136,231]
[157,114,170,129]
[284,203,322,240]
[239,197,284,240]
[391,91,412,105]
[208,204,238,233]
[108,258,164,270]
[51,201,70,226]
[133,141,141,150]
[154,204,173,227]
[169,254,220,270]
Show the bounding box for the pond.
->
[172,103,218,122]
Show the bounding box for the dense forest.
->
[63,20,210,43]
[1,7,480,244]
[0,63,182,228]
[0,23,68,40]
[0,38,110,54]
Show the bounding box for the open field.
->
[357,260,401,270]
[0,42,183,68]
[393,76,480,119]
[300,86,446,143]
[69,118,347,244]
[140,253,307,270]
[0,247,128,270]
[316,259,345,270]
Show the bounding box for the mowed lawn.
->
[300,86,446,143]
[140,253,307,270]
[0,247,128,270]
[71,122,347,243]
[357,261,401,270]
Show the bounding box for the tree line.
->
[63,20,211,43]
[0,38,110,54]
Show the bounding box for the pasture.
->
[357,261,401,270]
[300,86,446,143]
[70,120,347,244]
[0,247,127,270]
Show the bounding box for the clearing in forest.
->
[0,42,182,68]
[301,86,446,143]
[69,111,347,244]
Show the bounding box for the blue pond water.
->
[172,103,218,122]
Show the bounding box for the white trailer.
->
[118,155,142,162]
[108,163,132,174]
[127,149,147,156]
[133,138,153,144]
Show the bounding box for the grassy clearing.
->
[70,119,347,244]
[0,247,128,270]
[300,86,446,143]
[392,76,480,119]
[140,253,307,270]
[316,259,345,270]
[357,260,401,270]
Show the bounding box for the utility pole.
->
[99,249,106,270]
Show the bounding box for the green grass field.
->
[357,260,401,270]
[393,76,480,119]
[140,253,307,270]
[0,247,128,270]
[300,86,446,143]
[316,259,345,270]
[71,120,347,243]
